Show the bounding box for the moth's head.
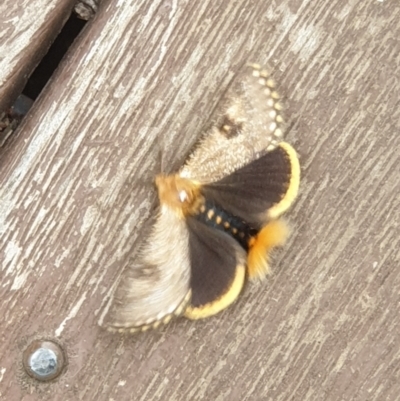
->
[155,174,202,216]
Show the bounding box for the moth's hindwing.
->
[100,208,191,333]
[184,216,247,320]
[180,63,285,184]
[201,142,300,227]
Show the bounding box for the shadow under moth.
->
[99,63,300,333]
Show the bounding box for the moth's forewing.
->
[100,208,191,332]
[180,64,285,183]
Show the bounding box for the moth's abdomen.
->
[247,220,289,280]
[193,199,289,280]
[193,199,257,251]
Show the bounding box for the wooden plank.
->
[0,0,77,112]
[1,0,400,400]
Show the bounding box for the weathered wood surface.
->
[1,0,400,400]
[0,0,77,113]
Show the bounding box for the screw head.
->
[23,340,65,381]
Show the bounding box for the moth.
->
[99,63,300,333]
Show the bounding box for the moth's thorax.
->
[155,174,203,216]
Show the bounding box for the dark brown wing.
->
[184,216,246,320]
[200,142,300,227]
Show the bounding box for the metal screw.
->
[23,340,65,381]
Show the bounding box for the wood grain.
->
[1,0,400,400]
[0,0,77,112]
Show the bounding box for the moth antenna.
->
[247,220,290,280]
[153,133,171,174]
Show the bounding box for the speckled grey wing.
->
[180,63,284,183]
[99,207,191,333]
